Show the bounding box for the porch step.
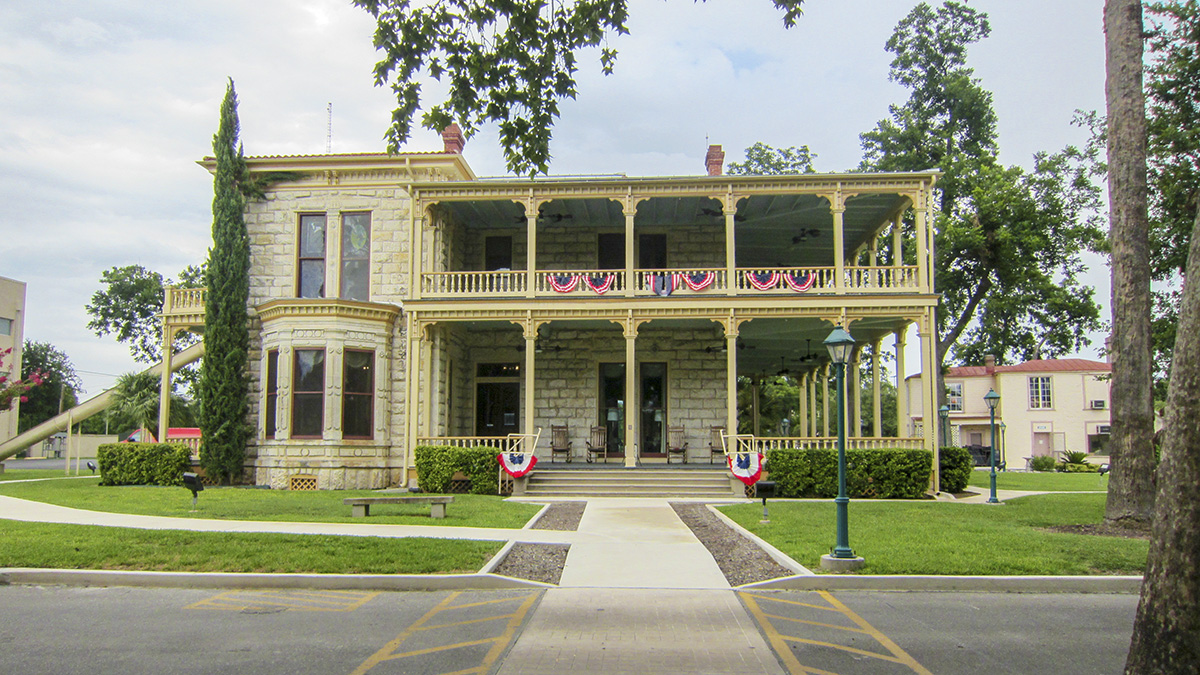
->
[522,468,740,498]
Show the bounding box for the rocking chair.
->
[550,424,572,462]
[708,426,726,464]
[585,425,608,463]
[667,426,688,464]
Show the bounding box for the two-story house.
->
[906,355,1112,464]
[166,131,943,490]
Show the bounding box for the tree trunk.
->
[1103,0,1156,526]
[1124,206,1200,673]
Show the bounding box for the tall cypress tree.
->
[199,79,250,484]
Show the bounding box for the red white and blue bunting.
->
[497,452,538,478]
[783,271,815,292]
[585,274,616,294]
[727,451,766,486]
[681,271,715,291]
[745,271,780,291]
[547,274,579,293]
[649,273,676,296]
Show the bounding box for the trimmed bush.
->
[938,446,973,493]
[97,443,192,487]
[766,447,932,499]
[1030,455,1057,472]
[413,445,500,494]
[1057,461,1100,473]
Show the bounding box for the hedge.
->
[413,445,500,494]
[938,446,973,493]
[765,447,932,499]
[97,443,193,487]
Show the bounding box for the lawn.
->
[0,470,96,482]
[966,470,1109,492]
[720,493,1148,575]
[0,478,541,529]
[0,520,501,574]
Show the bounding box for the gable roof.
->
[946,359,1111,378]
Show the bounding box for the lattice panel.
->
[289,474,318,491]
[448,479,471,494]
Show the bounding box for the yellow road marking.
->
[186,590,378,612]
[740,591,933,675]
[349,591,538,675]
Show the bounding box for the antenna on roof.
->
[326,102,333,154]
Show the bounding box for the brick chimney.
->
[985,354,996,375]
[705,144,725,176]
[442,124,464,154]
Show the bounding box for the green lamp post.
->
[938,405,951,447]
[820,326,864,571]
[984,388,1001,504]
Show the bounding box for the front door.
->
[599,363,626,454]
[476,382,520,437]
[640,363,666,454]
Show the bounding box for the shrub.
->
[1057,461,1100,473]
[413,445,500,494]
[1030,455,1057,472]
[1061,450,1089,465]
[766,447,932,499]
[938,446,973,493]
[97,443,192,486]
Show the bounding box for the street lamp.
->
[820,326,864,571]
[938,405,950,447]
[984,388,1001,504]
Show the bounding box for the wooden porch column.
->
[624,318,639,466]
[849,345,862,437]
[624,202,636,297]
[892,214,903,270]
[725,193,737,296]
[821,363,830,437]
[410,202,424,300]
[157,324,174,441]
[404,313,422,484]
[832,195,846,294]
[797,371,808,436]
[524,324,536,438]
[809,370,818,436]
[915,199,929,292]
[895,328,908,437]
[725,321,738,441]
[872,339,883,437]
[919,310,939,492]
[525,202,538,298]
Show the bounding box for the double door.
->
[599,362,666,455]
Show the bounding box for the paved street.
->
[0,584,1138,674]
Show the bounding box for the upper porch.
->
[410,171,939,303]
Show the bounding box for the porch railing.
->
[163,287,206,317]
[418,265,922,299]
[734,436,926,452]
[415,433,538,452]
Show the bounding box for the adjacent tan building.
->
[0,276,27,445]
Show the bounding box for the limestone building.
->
[169,132,942,489]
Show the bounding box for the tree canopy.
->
[86,263,205,364]
[355,0,805,176]
[18,341,81,433]
[727,143,816,175]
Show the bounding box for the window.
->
[0,317,12,336]
[597,233,624,269]
[946,382,963,412]
[298,214,327,298]
[343,350,374,438]
[484,236,513,271]
[265,350,279,438]
[292,349,325,437]
[340,213,371,300]
[1029,376,1053,409]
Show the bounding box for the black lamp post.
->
[984,388,1001,504]
[820,326,864,570]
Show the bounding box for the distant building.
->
[906,355,1112,462]
[0,276,27,445]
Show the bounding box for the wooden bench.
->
[343,495,454,518]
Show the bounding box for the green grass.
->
[0,479,540,529]
[0,470,97,482]
[966,470,1109,492]
[720,493,1148,575]
[0,520,501,574]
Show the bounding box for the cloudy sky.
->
[0,0,1108,396]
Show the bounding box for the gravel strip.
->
[530,501,585,530]
[491,543,569,585]
[671,502,795,586]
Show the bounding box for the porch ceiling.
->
[437,192,910,268]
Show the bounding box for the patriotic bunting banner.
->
[727,451,766,486]
[682,271,715,291]
[585,274,615,294]
[498,452,538,478]
[547,274,579,293]
[650,273,675,296]
[746,271,780,291]
[784,272,815,292]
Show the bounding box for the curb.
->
[704,503,814,576]
[0,568,550,591]
[740,574,1144,594]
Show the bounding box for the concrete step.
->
[522,468,737,498]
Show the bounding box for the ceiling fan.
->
[797,339,821,362]
[791,228,821,244]
[513,208,574,224]
[699,207,747,222]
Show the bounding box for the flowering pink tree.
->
[0,347,42,412]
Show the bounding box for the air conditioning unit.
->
[1097,425,1112,434]
[1090,400,1107,410]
